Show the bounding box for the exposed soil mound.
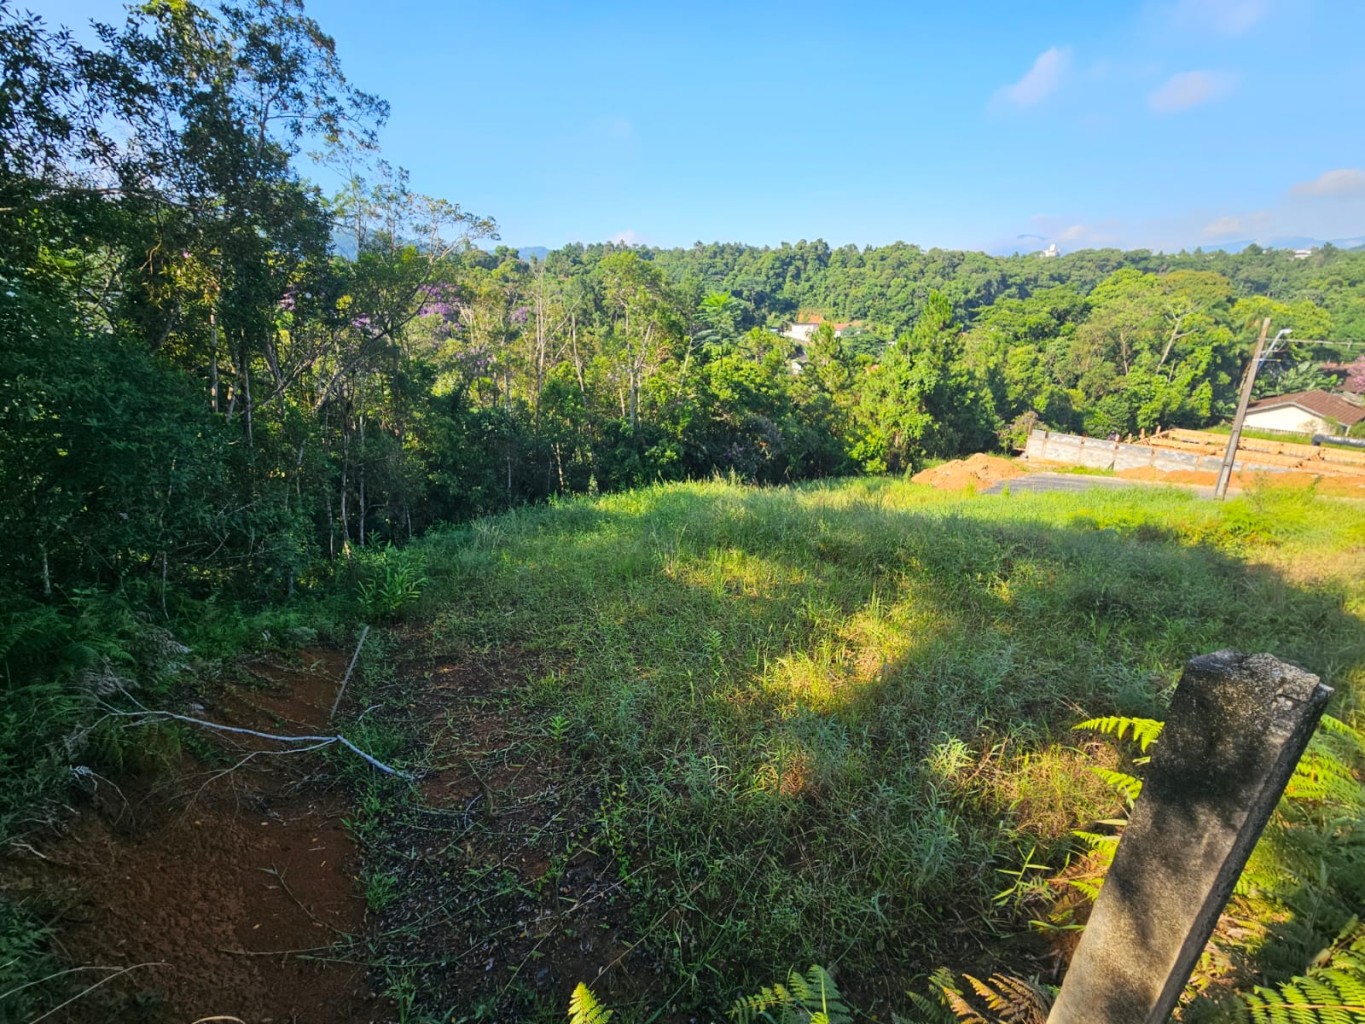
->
[913,453,1027,491]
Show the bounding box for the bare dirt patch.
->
[913,453,1028,491]
[1,651,382,1023]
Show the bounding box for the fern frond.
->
[1284,721,1365,813]
[804,965,850,1024]
[0,606,61,663]
[568,983,613,1024]
[731,983,792,1024]
[1237,920,1365,1023]
[1067,876,1104,900]
[939,985,990,1024]
[1090,767,1144,802]
[954,974,1051,1023]
[1071,830,1120,851]
[1063,709,1365,1019]
[1318,715,1365,756]
[787,968,815,1006]
[730,966,850,1024]
[924,967,985,1024]
[901,986,959,1024]
[1286,749,1364,808]
[1073,716,1164,752]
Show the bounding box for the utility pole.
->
[1214,318,1272,499]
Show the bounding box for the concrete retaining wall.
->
[1023,428,1285,475]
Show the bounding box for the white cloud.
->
[1149,70,1234,113]
[1291,169,1365,198]
[1202,216,1245,238]
[609,229,640,245]
[1001,199,1360,254]
[995,47,1071,108]
[1199,210,1274,242]
[1026,214,1124,248]
[1166,0,1271,35]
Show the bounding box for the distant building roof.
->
[1249,389,1365,426]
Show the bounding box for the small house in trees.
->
[781,316,852,343]
[1244,390,1365,436]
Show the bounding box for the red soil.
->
[3,651,382,1023]
[912,453,1028,491]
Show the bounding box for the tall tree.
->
[855,292,998,471]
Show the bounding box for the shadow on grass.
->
[404,479,1365,1018]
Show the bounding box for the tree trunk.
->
[210,312,220,414]
[358,414,367,548]
[570,315,587,396]
[1158,317,1187,371]
[339,427,352,554]
[327,494,336,560]
[242,346,254,447]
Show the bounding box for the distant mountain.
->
[1188,236,1365,254]
[331,225,359,259]
[327,232,554,262]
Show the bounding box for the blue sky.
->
[48,0,1365,252]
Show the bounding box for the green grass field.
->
[364,477,1365,1021]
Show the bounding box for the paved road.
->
[982,472,1215,497]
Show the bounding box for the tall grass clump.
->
[409,477,1364,1013]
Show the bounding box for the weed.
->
[384,968,418,1024]
[364,867,401,911]
[993,844,1054,911]
[0,900,62,1022]
[545,713,571,743]
[355,545,431,620]
[342,783,390,844]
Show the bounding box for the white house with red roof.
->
[1244,390,1365,436]
[781,315,853,344]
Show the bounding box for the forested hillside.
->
[646,235,1365,341]
[5,2,1365,624]
[4,3,1365,1021]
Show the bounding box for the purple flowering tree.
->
[1344,357,1365,394]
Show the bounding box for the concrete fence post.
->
[1047,650,1332,1024]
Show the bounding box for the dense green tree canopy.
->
[3,0,1362,618]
